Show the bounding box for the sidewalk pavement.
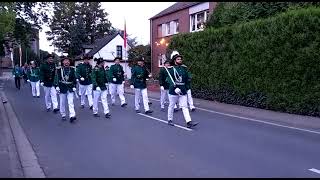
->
[124,84,320,132]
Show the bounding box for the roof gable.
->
[87,33,125,57]
[149,2,202,20]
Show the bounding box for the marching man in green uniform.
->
[12,64,23,90]
[130,58,153,114]
[91,58,111,118]
[40,54,59,113]
[54,56,77,123]
[76,55,93,109]
[165,51,198,128]
[159,60,172,111]
[109,57,127,107]
[27,61,40,98]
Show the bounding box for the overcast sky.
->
[39,2,175,54]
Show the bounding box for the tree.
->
[46,2,113,56]
[128,44,151,70]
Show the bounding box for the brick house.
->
[149,2,217,76]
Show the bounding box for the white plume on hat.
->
[170,50,179,59]
[30,61,35,64]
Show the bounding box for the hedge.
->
[168,7,320,116]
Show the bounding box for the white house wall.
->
[93,34,130,61]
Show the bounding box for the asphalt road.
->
[3,80,320,178]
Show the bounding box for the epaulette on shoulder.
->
[56,66,62,69]
[167,66,173,69]
[181,64,188,68]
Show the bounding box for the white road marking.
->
[125,93,320,135]
[309,168,320,174]
[138,113,193,132]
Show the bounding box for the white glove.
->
[80,77,85,81]
[112,78,117,82]
[56,87,60,92]
[160,86,164,91]
[96,87,101,91]
[27,79,30,83]
[122,81,125,84]
[130,85,134,89]
[148,74,152,78]
[76,79,79,82]
[72,88,76,92]
[13,75,15,78]
[174,88,181,95]
[105,83,108,86]
[40,82,44,86]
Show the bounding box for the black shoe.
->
[93,114,100,117]
[191,108,196,112]
[135,110,141,113]
[148,102,152,105]
[145,110,153,114]
[168,120,174,126]
[33,96,36,98]
[81,105,85,109]
[53,108,59,113]
[174,108,179,112]
[62,116,66,121]
[70,117,77,123]
[187,121,199,128]
[161,108,165,112]
[37,96,40,98]
[105,113,111,118]
[46,108,51,112]
[89,106,93,110]
[121,103,127,107]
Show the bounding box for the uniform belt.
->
[176,82,185,85]
[60,81,73,84]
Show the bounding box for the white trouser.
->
[31,81,40,97]
[79,84,93,107]
[59,92,75,118]
[109,83,126,105]
[160,89,169,108]
[168,94,192,123]
[187,89,195,109]
[93,90,109,114]
[135,88,150,112]
[43,86,58,109]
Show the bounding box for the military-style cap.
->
[45,54,54,59]
[114,57,122,61]
[171,54,183,61]
[95,57,106,64]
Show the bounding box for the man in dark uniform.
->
[159,60,171,111]
[12,64,23,90]
[166,52,198,128]
[91,58,111,118]
[27,61,40,98]
[109,57,127,107]
[76,55,93,109]
[130,58,153,114]
[54,56,77,123]
[40,54,59,113]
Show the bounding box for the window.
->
[158,54,167,67]
[116,45,122,58]
[190,10,209,32]
[174,20,179,34]
[166,22,171,36]
[157,25,162,38]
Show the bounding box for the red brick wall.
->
[150,2,217,76]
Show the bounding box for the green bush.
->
[168,7,320,116]
[206,2,320,29]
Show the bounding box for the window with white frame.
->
[116,45,122,58]
[158,20,180,37]
[158,54,167,67]
[190,10,209,32]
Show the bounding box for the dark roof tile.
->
[149,2,201,20]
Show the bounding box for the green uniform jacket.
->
[76,63,92,85]
[54,66,77,94]
[109,64,124,84]
[27,67,40,82]
[130,65,148,89]
[91,66,108,91]
[166,65,191,95]
[159,67,170,90]
[40,62,56,87]
[12,67,23,77]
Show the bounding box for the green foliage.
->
[128,44,151,71]
[46,2,113,57]
[0,8,15,56]
[206,2,320,29]
[168,7,320,116]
